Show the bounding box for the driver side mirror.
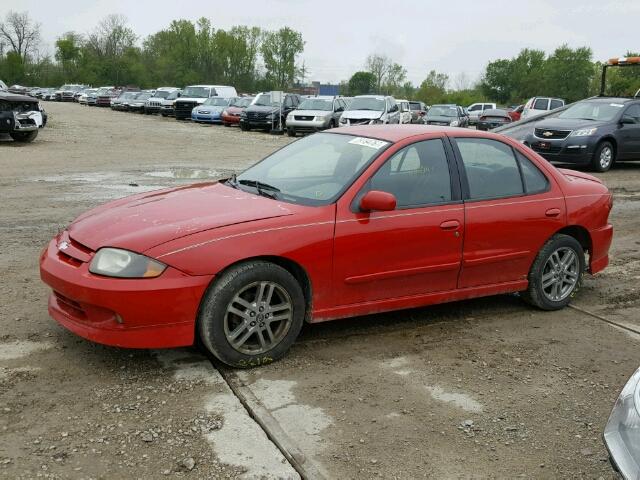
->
[621,115,636,125]
[359,190,397,212]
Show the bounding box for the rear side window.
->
[516,151,549,193]
[625,104,640,122]
[369,139,452,207]
[533,98,549,110]
[550,99,564,109]
[468,105,481,111]
[455,138,523,200]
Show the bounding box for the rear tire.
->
[10,131,38,143]
[240,123,250,131]
[198,261,305,368]
[521,234,584,310]
[590,141,615,172]
[287,128,296,137]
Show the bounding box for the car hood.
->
[342,110,383,119]
[534,118,607,130]
[291,109,332,117]
[246,105,279,114]
[68,182,294,253]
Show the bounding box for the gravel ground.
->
[1,102,639,479]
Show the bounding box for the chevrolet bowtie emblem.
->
[542,131,553,137]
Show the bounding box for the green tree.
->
[366,53,392,93]
[347,71,375,95]
[260,27,304,89]
[55,32,82,80]
[544,45,594,102]
[383,63,407,95]
[416,70,449,104]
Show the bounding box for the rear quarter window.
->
[516,151,549,193]
[533,98,549,110]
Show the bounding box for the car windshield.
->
[136,93,152,101]
[348,97,385,111]
[409,103,422,111]
[558,101,625,122]
[166,91,180,100]
[298,99,333,111]
[230,97,252,107]
[427,106,458,117]
[203,97,229,106]
[234,133,389,206]
[153,91,171,99]
[253,93,279,106]
[183,86,210,98]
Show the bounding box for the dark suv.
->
[525,97,640,171]
[240,92,301,132]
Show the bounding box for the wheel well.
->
[557,225,591,255]
[598,136,617,156]
[217,256,313,322]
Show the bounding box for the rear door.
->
[451,136,565,289]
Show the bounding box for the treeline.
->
[1,10,638,106]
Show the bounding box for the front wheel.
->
[287,128,296,137]
[521,234,584,310]
[240,123,250,131]
[10,131,38,143]
[591,141,615,172]
[198,261,305,368]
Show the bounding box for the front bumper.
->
[39,237,212,349]
[192,112,222,123]
[240,118,276,128]
[527,135,598,165]
[221,113,241,124]
[286,117,330,132]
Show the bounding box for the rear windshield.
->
[427,106,458,117]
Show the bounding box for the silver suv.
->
[338,95,400,126]
[285,96,347,136]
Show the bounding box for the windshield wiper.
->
[226,173,239,189]
[238,179,280,199]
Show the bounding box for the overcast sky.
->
[5,0,639,86]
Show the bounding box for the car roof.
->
[329,125,491,142]
[584,96,636,104]
[354,95,387,99]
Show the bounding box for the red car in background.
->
[96,88,122,107]
[508,105,524,121]
[40,126,613,368]
[222,97,254,126]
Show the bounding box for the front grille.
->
[54,291,87,318]
[247,111,268,121]
[532,143,562,154]
[149,101,162,107]
[348,119,371,125]
[535,128,571,140]
[295,116,314,121]
[175,101,197,117]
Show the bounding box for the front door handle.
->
[545,208,561,218]
[440,220,460,230]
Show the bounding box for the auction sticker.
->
[348,137,389,149]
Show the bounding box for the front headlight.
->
[572,127,598,137]
[315,116,328,122]
[450,120,460,127]
[604,366,640,479]
[89,248,166,278]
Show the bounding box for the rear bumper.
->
[589,223,613,274]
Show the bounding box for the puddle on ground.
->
[145,167,223,179]
[425,385,484,413]
[0,340,52,361]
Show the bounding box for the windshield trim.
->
[231,132,393,207]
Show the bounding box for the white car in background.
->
[397,99,413,124]
[145,87,181,114]
[467,102,497,125]
[521,96,565,120]
[338,95,400,126]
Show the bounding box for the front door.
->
[333,137,463,305]
[619,104,640,159]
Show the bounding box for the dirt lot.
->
[1,102,640,479]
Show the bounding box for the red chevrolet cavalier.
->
[40,126,613,367]
[221,97,254,126]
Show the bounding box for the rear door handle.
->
[440,220,460,230]
[545,208,561,218]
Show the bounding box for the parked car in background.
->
[127,92,154,113]
[221,96,253,126]
[191,97,231,123]
[111,91,140,111]
[78,89,97,105]
[525,96,640,172]
[174,85,238,120]
[159,90,182,117]
[425,104,468,127]
[285,96,347,136]
[409,101,428,123]
[145,87,180,114]
[467,103,497,125]
[0,80,7,91]
[477,108,513,131]
[521,97,565,120]
[508,105,524,121]
[55,84,87,102]
[96,88,119,107]
[0,90,46,142]
[240,92,301,131]
[396,99,413,124]
[39,88,57,101]
[338,95,400,126]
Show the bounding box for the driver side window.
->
[369,139,452,208]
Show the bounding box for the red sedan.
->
[40,126,613,367]
[221,97,253,126]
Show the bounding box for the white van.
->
[521,97,565,120]
[174,85,238,120]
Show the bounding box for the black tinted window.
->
[369,139,452,207]
[516,151,549,193]
[625,104,640,121]
[456,138,524,200]
[550,99,564,109]
[533,98,549,110]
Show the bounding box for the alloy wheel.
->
[541,247,580,302]
[599,146,613,170]
[223,281,293,355]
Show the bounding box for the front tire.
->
[10,131,38,143]
[590,141,615,172]
[287,128,296,137]
[522,234,584,310]
[198,261,305,368]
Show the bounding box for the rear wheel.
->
[240,123,250,131]
[590,141,615,172]
[198,261,305,368]
[522,234,584,310]
[10,131,38,143]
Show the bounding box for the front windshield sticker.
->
[610,103,625,108]
[348,137,389,150]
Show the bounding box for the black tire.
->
[240,123,250,131]
[223,122,230,127]
[161,113,167,117]
[287,128,296,137]
[329,119,336,129]
[590,141,615,172]
[521,234,585,310]
[10,130,38,143]
[198,261,306,368]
